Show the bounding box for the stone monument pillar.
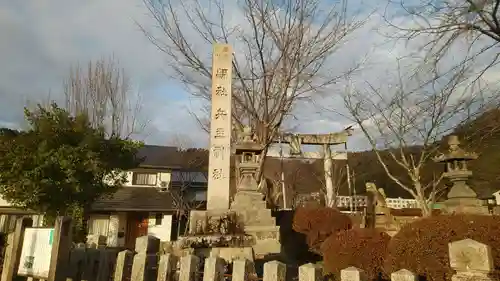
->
[178,44,280,261]
[207,44,233,210]
[433,135,488,214]
[230,127,281,258]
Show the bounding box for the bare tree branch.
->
[342,58,489,216]
[140,0,368,182]
[63,57,148,138]
[383,0,500,91]
[166,133,197,149]
[169,146,208,236]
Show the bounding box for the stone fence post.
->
[449,238,494,281]
[203,256,225,281]
[114,250,134,281]
[391,269,417,281]
[157,254,177,281]
[232,259,255,281]
[299,263,322,281]
[341,267,366,281]
[263,261,286,281]
[179,254,200,281]
[131,236,160,281]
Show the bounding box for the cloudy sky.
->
[0,0,473,151]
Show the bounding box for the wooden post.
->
[0,216,33,281]
[48,216,73,281]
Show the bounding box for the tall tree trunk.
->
[414,182,433,217]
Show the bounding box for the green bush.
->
[385,214,500,281]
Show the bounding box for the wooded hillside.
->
[344,109,500,199]
[264,109,500,201]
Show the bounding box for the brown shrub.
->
[385,214,500,281]
[321,228,390,280]
[292,206,352,253]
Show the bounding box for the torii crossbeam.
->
[270,128,354,208]
[272,130,352,145]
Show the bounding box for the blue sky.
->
[0,0,465,150]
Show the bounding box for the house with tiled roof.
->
[87,145,208,248]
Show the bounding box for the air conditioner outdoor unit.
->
[158,181,169,192]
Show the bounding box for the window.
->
[133,172,157,186]
[194,190,207,201]
[155,213,163,226]
[88,215,110,236]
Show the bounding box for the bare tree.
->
[385,0,500,87]
[168,146,208,236]
[166,133,197,149]
[170,167,207,236]
[342,60,488,216]
[64,57,147,138]
[141,0,367,183]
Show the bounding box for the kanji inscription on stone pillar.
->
[207,44,233,210]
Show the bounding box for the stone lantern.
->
[229,126,281,257]
[233,126,265,193]
[433,135,488,214]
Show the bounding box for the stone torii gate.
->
[271,129,353,208]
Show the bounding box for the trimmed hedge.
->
[321,228,391,280]
[292,207,352,253]
[385,214,500,281]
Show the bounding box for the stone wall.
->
[2,216,497,281]
[48,236,500,281]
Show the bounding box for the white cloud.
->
[0,0,208,146]
[2,0,497,150]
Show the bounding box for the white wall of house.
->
[87,169,207,245]
[493,190,500,205]
[0,197,11,207]
[88,214,110,237]
[108,212,127,246]
[88,212,174,246]
[123,170,207,189]
[147,213,173,242]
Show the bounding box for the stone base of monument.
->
[230,190,281,259]
[184,247,255,262]
[177,190,281,261]
[443,198,490,215]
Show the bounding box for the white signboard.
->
[18,228,54,278]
